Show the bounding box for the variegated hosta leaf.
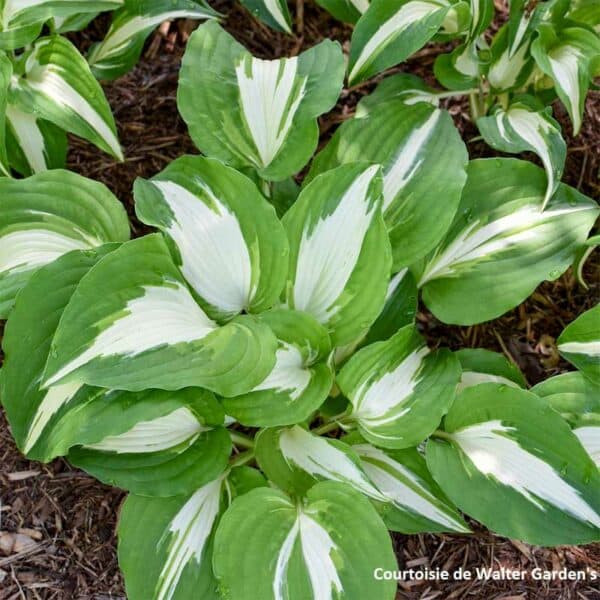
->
[487,24,534,92]
[88,0,218,80]
[11,35,123,160]
[568,0,600,31]
[0,51,11,175]
[5,102,67,174]
[574,424,600,468]
[118,467,266,600]
[238,0,292,33]
[455,348,526,392]
[222,309,334,427]
[134,155,289,321]
[52,11,100,33]
[0,170,129,318]
[348,0,452,85]
[283,163,391,347]
[177,22,344,180]
[0,0,121,49]
[433,42,480,91]
[337,325,460,448]
[348,440,470,533]
[557,305,600,385]
[255,425,388,500]
[213,482,397,600]
[0,246,117,460]
[418,159,599,325]
[308,98,467,268]
[477,100,566,210]
[466,0,493,38]
[69,390,231,496]
[506,0,537,61]
[573,234,600,290]
[42,234,278,396]
[314,0,369,24]
[427,383,600,545]
[531,25,600,134]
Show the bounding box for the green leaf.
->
[134,155,289,322]
[466,0,493,38]
[573,234,600,289]
[0,245,118,460]
[314,0,368,24]
[88,0,218,80]
[177,21,344,180]
[427,383,600,545]
[338,325,460,448]
[238,0,292,33]
[455,348,526,391]
[568,0,600,30]
[212,482,398,600]
[283,163,391,347]
[557,305,600,384]
[222,309,334,427]
[0,51,11,175]
[308,98,467,268]
[42,234,278,396]
[487,24,534,92]
[0,169,129,318]
[11,35,123,159]
[433,43,480,90]
[348,0,452,85]
[118,470,228,600]
[531,25,600,134]
[5,102,67,174]
[477,98,566,209]
[347,439,470,533]
[418,159,599,325]
[573,424,600,468]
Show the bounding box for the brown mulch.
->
[1,1,599,598]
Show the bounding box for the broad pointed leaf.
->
[573,234,600,289]
[487,24,534,92]
[477,99,566,209]
[11,35,123,159]
[455,348,526,392]
[88,0,218,80]
[568,0,600,30]
[238,0,292,33]
[314,0,369,24]
[354,73,440,111]
[308,98,467,268]
[348,0,453,85]
[222,309,334,427]
[134,155,289,321]
[427,384,600,545]
[283,163,391,347]
[557,305,600,384]
[433,42,480,90]
[418,159,599,325]
[338,325,460,448]
[0,170,129,318]
[177,21,344,180]
[42,234,278,396]
[0,51,11,175]
[212,482,397,600]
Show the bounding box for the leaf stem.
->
[435,88,479,99]
[230,431,255,449]
[431,429,453,441]
[229,449,255,467]
[312,420,343,436]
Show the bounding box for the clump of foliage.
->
[1,15,600,600]
[0,0,216,176]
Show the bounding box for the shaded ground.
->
[1,0,599,598]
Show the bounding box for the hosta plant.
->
[0,0,216,176]
[2,20,600,600]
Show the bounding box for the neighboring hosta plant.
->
[0,0,216,176]
[2,20,600,600]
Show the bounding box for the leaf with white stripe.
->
[308,99,467,268]
[455,348,526,392]
[0,169,129,318]
[0,246,118,461]
[574,425,600,468]
[213,482,397,600]
[348,440,470,533]
[42,234,278,396]
[477,99,566,210]
[88,0,217,80]
[433,42,481,91]
[284,163,391,346]
[222,309,334,427]
[427,383,600,545]
[238,0,291,33]
[134,155,288,321]
[355,73,440,112]
[314,0,369,24]
[531,25,600,135]
[338,325,460,448]
[0,51,11,175]
[466,0,493,38]
[418,159,599,325]
[11,35,123,160]
[255,425,388,500]
[177,22,344,180]
[487,24,534,92]
[348,0,453,85]
[5,102,67,174]
[557,305,600,385]
[69,398,231,496]
[568,0,600,31]
[573,234,600,290]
